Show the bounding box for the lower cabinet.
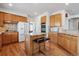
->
[0,34,2,50]
[2,32,18,45]
[58,33,65,47]
[48,32,57,44]
[58,33,77,55]
[70,36,77,55]
[64,35,70,51]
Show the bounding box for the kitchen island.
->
[25,33,46,56]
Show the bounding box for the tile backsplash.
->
[4,23,17,32]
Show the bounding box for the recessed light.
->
[34,12,38,15]
[65,3,69,6]
[8,3,13,7]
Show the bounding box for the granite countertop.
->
[30,33,46,36]
[59,30,79,36]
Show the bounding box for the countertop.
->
[30,33,46,36]
[58,30,79,36]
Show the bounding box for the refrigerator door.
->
[17,22,25,42]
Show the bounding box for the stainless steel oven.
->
[41,23,46,33]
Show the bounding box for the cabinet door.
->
[0,35,2,50]
[64,35,71,52]
[58,34,61,45]
[61,35,65,47]
[41,16,46,24]
[52,33,57,43]
[11,14,18,22]
[0,12,4,27]
[50,15,55,27]
[11,32,18,43]
[70,36,77,55]
[58,36,61,45]
[2,33,8,45]
[24,17,27,22]
[58,34,63,46]
[4,13,12,21]
[2,33,11,45]
[54,14,61,27]
[21,17,27,22]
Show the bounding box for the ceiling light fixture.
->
[8,3,13,7]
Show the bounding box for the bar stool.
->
[32,37,49,55]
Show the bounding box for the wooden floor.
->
[0,42,26,56]
[0,41,71,56]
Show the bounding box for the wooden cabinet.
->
[50,15,55,27]
[2,32,9,45]
[19,16,27,22]
[27,34,45,55]
[41,16,46,24]
[58,33,65,47]
[54,14,61,26]
[11,14,18,22]
[64,35,70,51]
[11,32,18,43]
[50,14,61,27]
[2,32,18,45]
[48,32,57,44]
[70,36,77,55]
[58,33,77,55]
[4,13,12,21]
[0,12,4,27]
[3,12,27,22]
[0,34,2,50]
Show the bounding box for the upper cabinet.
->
[50,15,55,27]
[19,16,27,22]
[4,13,12,21]
[55,14,61,27]
[0,12,4,27]
[41,16,46,24]
[50,14,61,27]
[1,11,27,23]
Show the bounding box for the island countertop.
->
[30,33,46,36]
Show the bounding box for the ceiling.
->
[0,3,79,18]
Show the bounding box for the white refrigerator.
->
[17,22,30,42]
